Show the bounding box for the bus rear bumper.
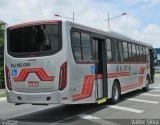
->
[6,90,58,104]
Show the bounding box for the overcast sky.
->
[0,0,160,48]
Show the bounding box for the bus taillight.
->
[5,65,12,91]
[59,62,67,91]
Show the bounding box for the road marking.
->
[150,90,160,92]
[49,105,106,125]
[79,114,119,125]
[142,93,160,97]
[108,105,143,113]
[79,114,100,119]
[128,98,159,104]
[0,97,6,101]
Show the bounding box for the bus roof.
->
[66,20,153,48]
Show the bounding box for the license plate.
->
[26,81,39,87]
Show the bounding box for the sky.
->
[0,0,160,48]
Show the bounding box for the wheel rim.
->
[113,85,119,100]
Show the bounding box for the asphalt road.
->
[0,75,160,125]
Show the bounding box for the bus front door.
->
[149,48,155,83]
[92,38,108,100]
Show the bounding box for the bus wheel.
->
[111,81,120,104]
[143,76,150,92]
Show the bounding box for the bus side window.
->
[139,46,143,62]
[111,39,119,62]
[71,31,93,63]
[118,41,123,62]
[71,32,82,62]
[128,43,132,62]
[136,45,140,62]
[105,38,112,62]
[81,33,92,62]
[123,42,129,62]
[132,44,137,62]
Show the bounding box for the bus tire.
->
[111,81,120,104]
[143,76,150,92]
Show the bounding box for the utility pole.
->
[106,12,127,31]
[54,12,77,22]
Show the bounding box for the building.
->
[154,48,160,72]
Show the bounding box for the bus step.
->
[97,98,107,104]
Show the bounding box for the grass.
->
[155,73,160,76]
[0,91,6,97]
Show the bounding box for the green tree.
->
[0,20,7,89]
[0,20,6,45]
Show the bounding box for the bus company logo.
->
[26,81,39,87]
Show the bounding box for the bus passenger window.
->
[105,39,112,62]
[123,42,129,62]
[136,45,140,62]
[139,46,143,62]
[128,43,132,62]
[111,39,118,62]
[71,32,82,62]
[81,33,92,62]
[72,47,82,62]
[71,31,92,63]
[81,33,90,47]
[71,32,81,46]
[118,41,123,62]
[132,44,137,62]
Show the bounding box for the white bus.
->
[4,20,155,105]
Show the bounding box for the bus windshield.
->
[8,24,61,57]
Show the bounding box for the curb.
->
[0,97,6,101]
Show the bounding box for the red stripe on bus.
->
[139,66,145,74]
[73,72,130,101]
[9,20,61,29]
[73,75,96,101]
[13,68,55,82]
[121,76,144,91]
[108,72,130,78]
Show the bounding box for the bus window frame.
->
[70,28,94,64]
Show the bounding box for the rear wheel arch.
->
[143,74,150,92]
[110,79,121,104]
[113,79,121,93]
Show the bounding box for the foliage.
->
[0,20,6,45]
[0,20,6,89]
[0,67,5,89]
